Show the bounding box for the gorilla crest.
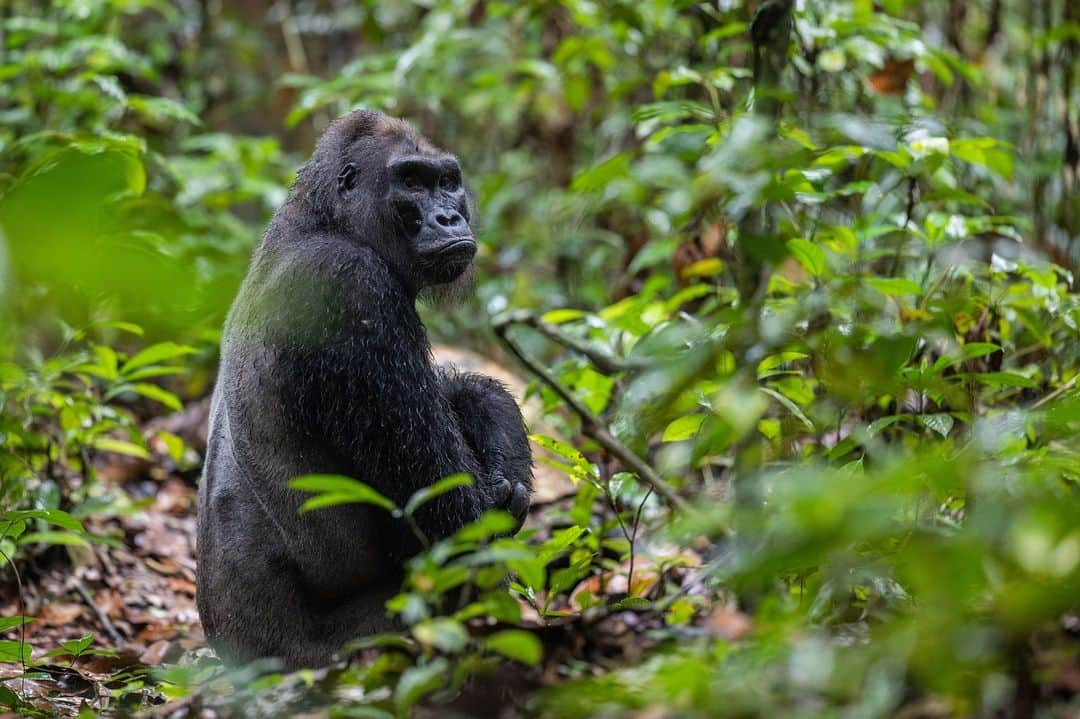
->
[196,110,532,669]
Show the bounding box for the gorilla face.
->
[337,143,476,289]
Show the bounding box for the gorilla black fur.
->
[196,110,532,669]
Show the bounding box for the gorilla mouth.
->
[439,237,475,253]
[420,237,475,285]
[435,237,476,264]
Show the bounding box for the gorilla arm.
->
[439,370,532,523]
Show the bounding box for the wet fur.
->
[196,111,532,668]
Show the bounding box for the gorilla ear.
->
[337,163,357,195]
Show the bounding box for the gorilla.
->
[196,110,533,669]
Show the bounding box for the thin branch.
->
[73,579,122,644]
[493,315,689,512]
[1030,375,1078,410]
[890,177,918,277]
[494,310,645,374]
[627,488,653,594]
[0,543,28,680]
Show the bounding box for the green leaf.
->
[866,277,923,297]
[530,434,597,485]
[405,473,473,516]
[18,531,89,547]
[0,682,19,708]
[662,414,706,442]
[289,475,397,513]
[2,509,83,532]
[0,616,32,633]
[91,438,151,460]
[971,372,1038,389]
[158,431,186,462]
[508,557,547,591]
[0,640,31,664]
[867,414,908,436]
[758,351,809,378]
[454,511,519,543]
[484,629,543,666]
[758,387,814,430]
[412,618,468,653]
[787,238,825,277]
[130,383,183,411]
[394,658,449,713]
[121,342,197,374]
[62,633,94,656]
[571,152,631,193]
[918,413,955,437]
[540,309,586,324]
[951,137,1014,179]
[127,96,203,126]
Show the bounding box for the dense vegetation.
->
[1,0,1078,717]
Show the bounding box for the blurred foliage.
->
[2,0,1079,717]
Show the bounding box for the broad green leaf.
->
[787,238,825,277]
[572,151,631,193]
[0,640,31,664]
[508,557,547,591]
[62,633,94,656]
[951,137,1014,179]
[394,658,448,713]
[662,414,706,442]
[484,629,543,666]
[412,618,468,653]
[918,413,955,437]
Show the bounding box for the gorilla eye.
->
[403,174,422,191]
[439,175,460,191]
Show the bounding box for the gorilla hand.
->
[440,370,532,524]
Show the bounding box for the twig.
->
[494,310,645,374]
[890,177,918,277]
[0,543,28,682]
[73,579,123,644]
[1030,374,1079,410]
[493,315,689,512]
[627,488,653,594]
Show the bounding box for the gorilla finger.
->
[490,476,512,505]
[509,483,530,520]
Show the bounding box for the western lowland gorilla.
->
[196,110,533,669]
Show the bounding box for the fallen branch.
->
[493,313,689,512]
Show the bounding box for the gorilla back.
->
[197,110,532,669]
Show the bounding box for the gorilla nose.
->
[434,210,464,229]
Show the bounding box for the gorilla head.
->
[287,110,476,296]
